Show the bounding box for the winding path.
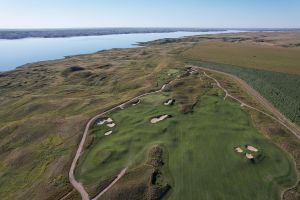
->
[193,65,300,199]
[69,65,300,200]
[192,65,300,139]
[68,83,170,200]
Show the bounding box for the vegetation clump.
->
[61,66,85,76]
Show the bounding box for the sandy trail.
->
[190,65,300,139]
[69,80,175,200]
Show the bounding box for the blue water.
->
[0,30,240,71]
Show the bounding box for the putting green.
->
[76,92,297,200]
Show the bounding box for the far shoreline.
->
[0,30,241,72]
[0,28,228,40]
[1,27,299,40]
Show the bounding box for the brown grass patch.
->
[183,42,300,74]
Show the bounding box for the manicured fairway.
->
[167,95,296,200]
[76,90,297,199]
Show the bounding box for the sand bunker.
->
[186,67,198,74]
[246,145,258,152]
[246,153,254,159]
[150,115,171,124]
[97,117,113,125]
[235,147,243,153]
[107,123,116,128]
[164,99,174,106]
[104,131,112,136]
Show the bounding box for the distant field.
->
[181,39,300,126]
[0,28,226,39]
[76,74,297,199]
[184,42,300,74]
[185,59,300,126]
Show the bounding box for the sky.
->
[1,0,300,29]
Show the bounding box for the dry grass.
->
[183,42,300,74]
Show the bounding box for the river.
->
[0,30,241,71]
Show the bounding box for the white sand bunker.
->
[150,115,171,124]
[164,99,175,106]
[186,67,198,74]
[107,123,116,128]
[235,147,243,153]
[97,117,113,125]
[246,145,258,152]
[246,153,254,160]
[104,130,112,136]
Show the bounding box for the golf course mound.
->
[132,99,141,106]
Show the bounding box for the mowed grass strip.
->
[76,89,297,199]
[183,42,300,74]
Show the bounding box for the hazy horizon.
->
[1,0,300,29]
[1,27,300,31]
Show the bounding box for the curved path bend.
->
[191,65,300,139]
[69,82,171,200]
[192,65,300,199]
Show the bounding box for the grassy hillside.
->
[76,73,297,199]
[0,44,186,200]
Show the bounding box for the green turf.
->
[76,90,297,199]
[186,60,300,126]
[167,96,296,200]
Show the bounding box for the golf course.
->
[75,69,297,200]
[1,32,300,200]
